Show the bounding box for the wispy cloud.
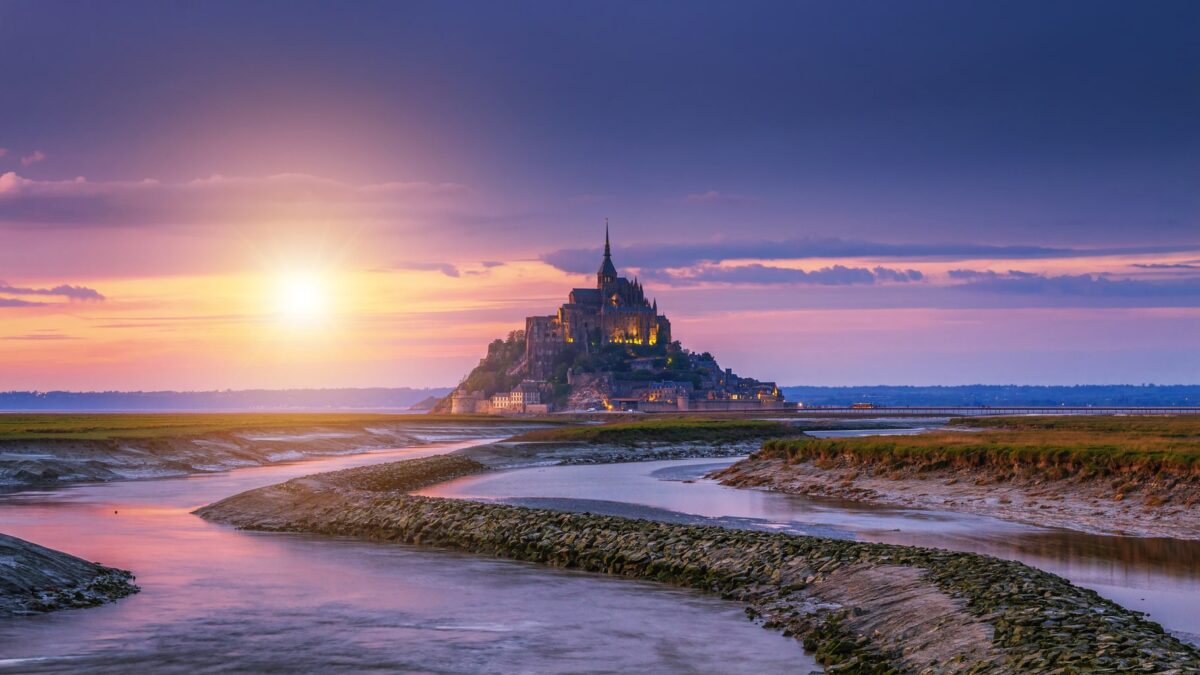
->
[0,148,7,158]
[392,262,461,277]
[682,190,745,205]
[540,238,1200,274]
[948,269,1200,299]
[19,150,46,166]
[0,281,105,300]
[0,172,468,229]
[2,333,80,340]
[0,297,44,308]
[643,264,923,287]
[1132,262,1200,270]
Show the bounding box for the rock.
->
[0,533,139,616]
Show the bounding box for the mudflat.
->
[714,415,1200,539]
[196,454,1200,673]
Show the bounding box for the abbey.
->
[444,224,786,414]
[525,226,671,379]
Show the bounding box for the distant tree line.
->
[781,384,1200,407]
[0,387,452,412]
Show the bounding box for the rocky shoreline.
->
[0,533,139,617]
[455,439,762,468]
[713,456,1200,540]
[197,455,1200,673]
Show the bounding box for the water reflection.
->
[0,441,815,673]
[419,457,1200,645]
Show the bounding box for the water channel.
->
[0,437,815,673]
[3,422,1198,672]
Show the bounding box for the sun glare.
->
[275,272,329,322]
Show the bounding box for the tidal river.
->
[4,426,1200,672]
[0,434,815,674]
[418,455,1200,648]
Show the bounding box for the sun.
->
[274,271,330,322]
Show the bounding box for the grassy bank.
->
[197,455,1200,672]
[507,418,801,445]
[0,412,537,442]
[760,415,1200,479]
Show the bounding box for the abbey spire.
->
[597,218,618,289]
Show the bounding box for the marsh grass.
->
[761,416,1200,479]
[508,418,800,445]
[0,413,525,442]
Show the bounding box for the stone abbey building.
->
[446,225,786,414]
[525,226,671,379]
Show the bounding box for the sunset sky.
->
[1,1,1197,390]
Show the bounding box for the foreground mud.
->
[197,455,1200,673]
[713,456,1200,540]
[0,533,138,617]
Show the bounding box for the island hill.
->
[440,227,787,414]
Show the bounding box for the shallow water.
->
[418,457,1200,646]
[0,439,816,673]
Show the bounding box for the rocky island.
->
[438,227,788,415]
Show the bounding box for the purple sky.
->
[0,1,1197,388]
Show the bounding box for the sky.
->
[0,0,1197,390]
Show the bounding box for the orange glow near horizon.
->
[2,248,1198,390]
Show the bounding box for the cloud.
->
[642,264,923,287]
[480,260,505,268]
[0,297,44,308]
[872,266,925,283]
[19,150,45,166]
[1132,262,1200,270]
[0,172,469,229]
[948,269,1038,281]
[0,281,105,300]
[392,262,461,277]
[682,190,745,205]
[1,334,80,340]
[948,269,1200,299]
[540,238,1200,275]
[0,148,7,158]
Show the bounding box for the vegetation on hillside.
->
[457,330,527,397]
[539,341,739,406]
[759,416,1200,479]
[509,419,801,445]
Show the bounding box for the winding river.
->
[0,435,814,673]
[418,456,1200,647]
[3,423,1199,672]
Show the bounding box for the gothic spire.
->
[597,218,618,287]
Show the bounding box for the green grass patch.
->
[508,418,801,445]
[761,415,1200,479]
[0,413,536,442]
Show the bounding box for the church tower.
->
[597,220,617,289]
